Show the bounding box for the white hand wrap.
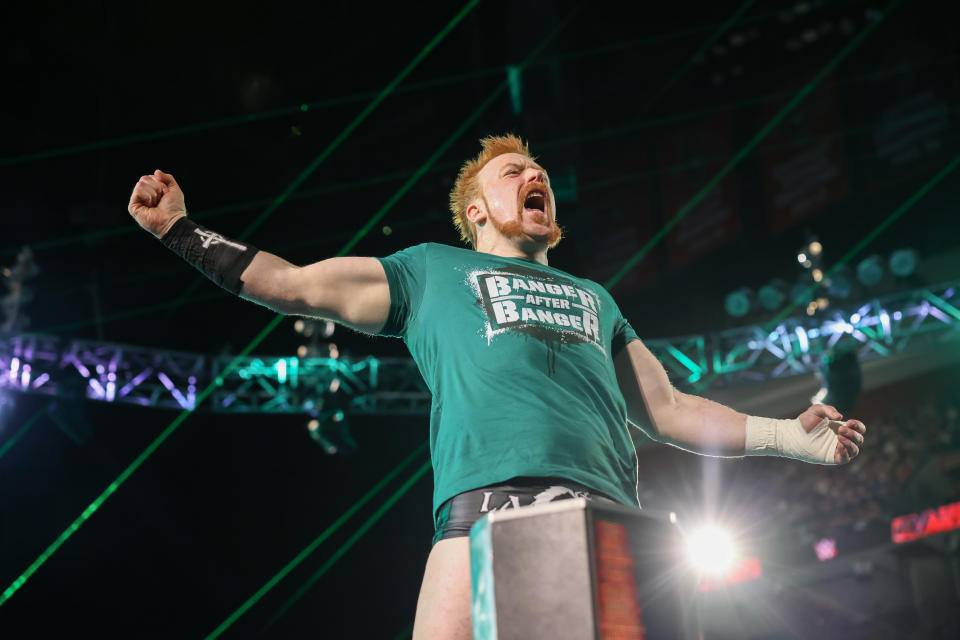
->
[744,416,841,465]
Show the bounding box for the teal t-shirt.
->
[377,243,640,526]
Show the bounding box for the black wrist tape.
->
[160,217,259,294]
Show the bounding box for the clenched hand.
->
[128,169,187,238]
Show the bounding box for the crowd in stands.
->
[636,385,960,557]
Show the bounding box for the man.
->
[129,134,867,639]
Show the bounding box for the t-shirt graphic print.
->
[377,243,641,524]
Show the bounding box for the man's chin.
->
[519,225,563,249]
[494,219,563,249]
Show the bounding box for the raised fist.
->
[128,169,187,238]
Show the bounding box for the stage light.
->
[808,240,822,256]
[797,252,807,264]
[293,319,334,339]
[686,526,737,576]
[724,288,753,318]
[812,268,823,282]
[857,255,884,287]
[889,248,917,277]
[814,537,837,561]
[319,320,335,339]
[757,279,787,311]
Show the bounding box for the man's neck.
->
[476,238,549,265]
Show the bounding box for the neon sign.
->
[891,500,960,544]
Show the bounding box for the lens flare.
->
[686,526,737,575]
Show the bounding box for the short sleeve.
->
[611,310,639,356]
[376,243,429,337]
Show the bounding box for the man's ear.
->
[466,200,486,227]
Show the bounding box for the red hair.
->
[449,134,532,248]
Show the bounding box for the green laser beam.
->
[688,153,960,397]
[34,115,959,337]
[204,442,428,640]
[256,7,746,632]
[603,0,903,292]
[240,0,481,244]
[0,0,575,610]
[8,51,953,262]
[162,2,575,329]
[40,96,958,310]
[391,621,415,640]
[0,313,284,608]
[0,0,481,608]
[0,2,817,169]
[0,403,50,463]
[159,0,482,320]
[26,0,756,330]
[638,0,757,115]
[764,154,960,330]
[0,167,422,257]
[205,12,579,635]
[259,459,432,634]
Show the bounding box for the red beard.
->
[491,215,563,248]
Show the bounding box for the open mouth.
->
[523,190,546,213]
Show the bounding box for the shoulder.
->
[388,242,472,258]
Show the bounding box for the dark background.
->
[1,0,959,637]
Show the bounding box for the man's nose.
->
[524,168,546,183]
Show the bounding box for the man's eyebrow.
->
[501,161,549,175]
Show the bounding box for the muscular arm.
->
[614,339,746,456]
[613,339,866,462]
[128,169,391,334]
[238,252,390,333]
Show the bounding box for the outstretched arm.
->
[613,339,866,464]
[128,170,390,333]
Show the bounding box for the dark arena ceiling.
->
[2,0,959,637]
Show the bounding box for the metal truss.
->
[2,281,958,415]
[646,280,960,390]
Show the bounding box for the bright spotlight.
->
[686,526,737,575]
